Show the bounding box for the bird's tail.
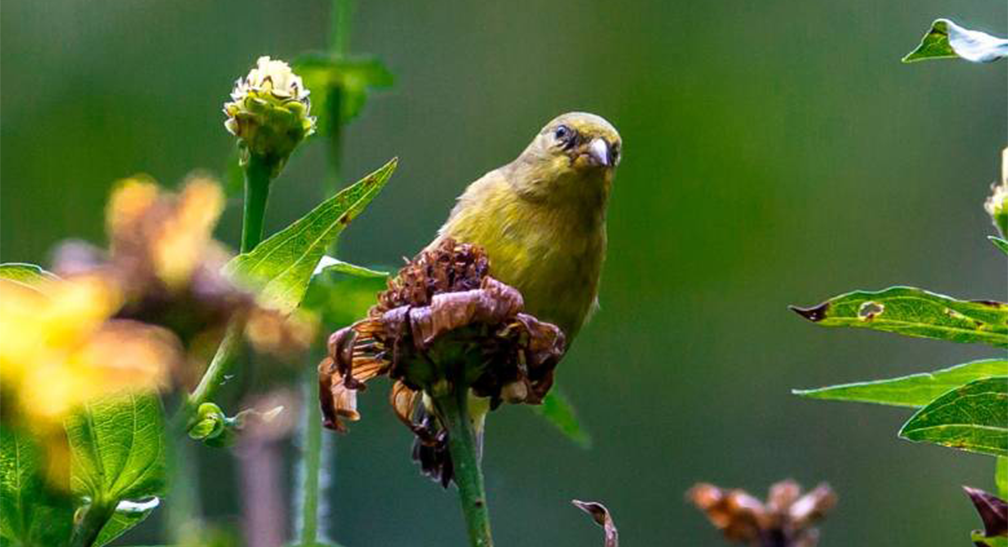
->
[411,393,488,488]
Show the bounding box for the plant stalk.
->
[298,368,325,545]
[435,386,494,547]
[180,321,244,429]
[241,153,273,253]
[69,501,116,547]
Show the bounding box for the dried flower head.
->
[318,239,565,480]
[688,480,837,547]
[223,56,315,171]
[985,148,1008,237]
[53,175,312,364]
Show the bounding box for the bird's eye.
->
[553,125,572,142]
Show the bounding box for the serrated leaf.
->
[0,263,59,294]
[312,256,388,279]
[0,427,75,546]
[533,389,591,448]
[64,392,167,543]
[903,19,1008,63]
[295,53,394,133]
[790,287,1008,348]
[899,376,1008,456]
[224,159,397,313]
[991,236,1008,256]
[794,359,1008,408]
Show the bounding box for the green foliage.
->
[313,256,388,279]
[294,53,394,134]
[790,287,1008,347]
[898,377,1007,457]
[997,457,1008,499]
[794,359,1007,408]
[0,428,75,546]
[990,236,1008,256]
[224,158,397,313]
[0,263,58,289]
[903,19,1008,63]
[65,393,167,546]
[533,390,592,448]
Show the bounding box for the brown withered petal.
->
[688,480,835,547]
[572,500,619,547]
[963,486,1008,539]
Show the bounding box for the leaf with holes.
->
[0,427,75,546]
[224,158,397,313]
[899,376,1008,457]
[903,19,1008,63]
[790,287,1008,347]
[794,359,1008,408]
[64,392,167,545]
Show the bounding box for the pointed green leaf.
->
[0,427,75,546]
[312,256,388,279]
[790,287,1008,347]
[903,19,1008,63]
[533,389,591,448]
[0,263,58,294]
[224,158,397,313]
[990,236,1008,256]
[899,376,1008,457]
[64,392,167,544]
[794,359,1007,407]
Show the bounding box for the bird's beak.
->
[588,137,612,167]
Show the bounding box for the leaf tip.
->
[789,302,828,322]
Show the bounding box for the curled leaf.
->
[572,500,618,547]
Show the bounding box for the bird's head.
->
[511,112,621,207]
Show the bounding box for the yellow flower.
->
[0,275,178,425]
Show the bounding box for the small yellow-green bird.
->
[416,112,621,484]
[433,111,621,343]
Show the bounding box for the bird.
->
[415,112,622,484]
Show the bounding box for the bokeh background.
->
[2,0,1006,545]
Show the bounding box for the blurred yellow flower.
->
[0,275,179,425]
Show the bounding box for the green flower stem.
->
[298,368,324,545]
[180,321,243,430]
[330,0,352,57]
[69,500,116,547]
[241,153,273,253]
[434,385,494,547]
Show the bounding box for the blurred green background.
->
[2,0,1006,545]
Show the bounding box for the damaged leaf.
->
[899,376,1008,457]
[794,358,1007,408]
[903,19,1008,63]
[225,158,397,313]
[790,287,1008,348]
[964,486,1008,547]
[573,500,618,547]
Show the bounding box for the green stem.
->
[329,0,352,57]
[179,321,243,429]
[241,153,273,253]
[69,501,116,547]
[299,370,324,545]
[434,386,494,547]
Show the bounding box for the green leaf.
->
[899,376,1008,456]
[903,19,1008,63]
[533,389,592,449]
[312,256,388,279]
[997,456,1008,499]
[303,272,387,330]
[990,236,1008,256]
[972,532,1008,547]
[0,263,59,294]
[790,287,1008,347]
[224,158,397,313]
[295,53,394,133]
[64,392,167,543]
[0,427,75,546]
[794,358,1008,408]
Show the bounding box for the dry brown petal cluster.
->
[318,238,565,435]
[688,480,836,547]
